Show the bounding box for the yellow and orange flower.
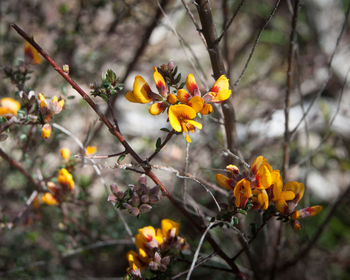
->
[204,75,231,103]
[168,104,202,143]
[126,76,154,104]
[41,123,52,139]
[57,168,74,190]
[60,148,71,160]
[0,97,21,116]
[233,179,252,208]
[41,192,59,206]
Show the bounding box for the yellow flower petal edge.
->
[188,96,204,113]
[126,76,153,103]
[0,97,21,116]
[168,104,196,132]
[161,219,180,237]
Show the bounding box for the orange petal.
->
[186,119,202,130]
[186,73,198,95]
[177,89,191,104]
[41,124,51,139]
[200,103,213,115]
[284,181,305,202]
[216,174,234,190]
[168,104,196,132]
[0,98,21,116]
[149,102,166,115]
[153,67,167,96]
[42,192,59,206]
[24,41,42,64]
[167,93,177,104]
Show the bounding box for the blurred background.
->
[1,0,350,279]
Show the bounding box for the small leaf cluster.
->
[90,69,123,102]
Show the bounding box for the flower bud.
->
[60,148,71,160]
[110,184,119,194]
[149,261,160,271]
[154,252,161,263]
[128,207,140,216]
[122,203,132,210]
[168,60,175,71]
[139,204,152,214]
[138,174,147,185]
[161,256,170,266]
[107,194,117,202]
[116,191,124,200]
[141,194,149,203]
[131,194,140,206]
[63,64,70,74]
[41,124,51,139]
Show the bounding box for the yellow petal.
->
[233,178,252,208]
[185,133,191,143]
[153,67,167,91]
[168,104,196,132]
[126,76,153,103]
[135,226,156,249]
[280,191,295,201]
[57,168,74,190]
[186,119,202,130]
[42,192,59,206]
[149,102,166,115]
[41,124,51,139]
[216,174,233,190]
[0,98,21,116]
[161,219,180,237]
[167,93,177,105]
[188,96,204,113]
[256,165,272,189]
[60,148,71,160]
[200,103,213,115]
[24,41,42,64]
[211,75,229,93]
[186,73,198,95]
[284,181,305,202]
[86,146,97,155]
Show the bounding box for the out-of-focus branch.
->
[194,0,237,154]
[0,147,42,191]
[282,0,300,179]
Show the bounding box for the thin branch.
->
[181,0,207,46]
[195,0,237,155]
[0,147,42,191]
[147,130,175,162]
[216,0,245,43]
[282,0,300,179]
[290,0,350,136]
[233,0,281,88]
[186,222,221,280]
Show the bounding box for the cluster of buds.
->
[41,168,75,206]
[125,62,231,142]
[38,93,64,139]
[126,219,188,279]
[108,175,162,216]
[216,156,322,230]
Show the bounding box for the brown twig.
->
[195,0,237,155]
[282,0,299,179]
[217,0,245,44]
[147,130,175,162]
[0,147,42,191]
[11,24,242,277]
[232,0,281,88]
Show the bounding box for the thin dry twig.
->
[233,0,281,88]
[216,0,245,43]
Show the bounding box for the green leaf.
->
[67,95,75,99]
[160,128,170,133]
[237,209,247,215]
[105,69,117,83]
[156,137,162,149]
[118,154,126,162]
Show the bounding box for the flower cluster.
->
[38,93,65,139]
[126,219,188,278]
[216,156,322,230]
[125,64,231,142]
[41,168,75,206]
[108,175,162,216]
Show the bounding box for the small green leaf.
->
[237,209,247,215]
[156,137,162,149]
[160,128,170,133]
[118,154,126,162]
[233,216,239,225]
[67,95,75,99]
